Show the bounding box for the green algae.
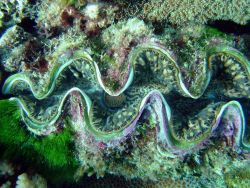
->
[0,99,79,183]
[224,163,250,188]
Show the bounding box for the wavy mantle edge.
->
[7,87,250,155]
[2,44,249,99]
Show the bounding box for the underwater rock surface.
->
[0,0,250,187]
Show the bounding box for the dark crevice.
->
[17,17,38,36]
[28,0,39,5]
[152,21,167,35]
[208,20,250,35]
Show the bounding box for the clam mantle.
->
[0,15,250,185]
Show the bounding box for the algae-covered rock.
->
[0,0,249,187]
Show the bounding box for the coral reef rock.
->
[0,0,249,187]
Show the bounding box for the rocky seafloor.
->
[0,0,250,187]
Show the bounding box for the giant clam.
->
[0,15,250,186]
